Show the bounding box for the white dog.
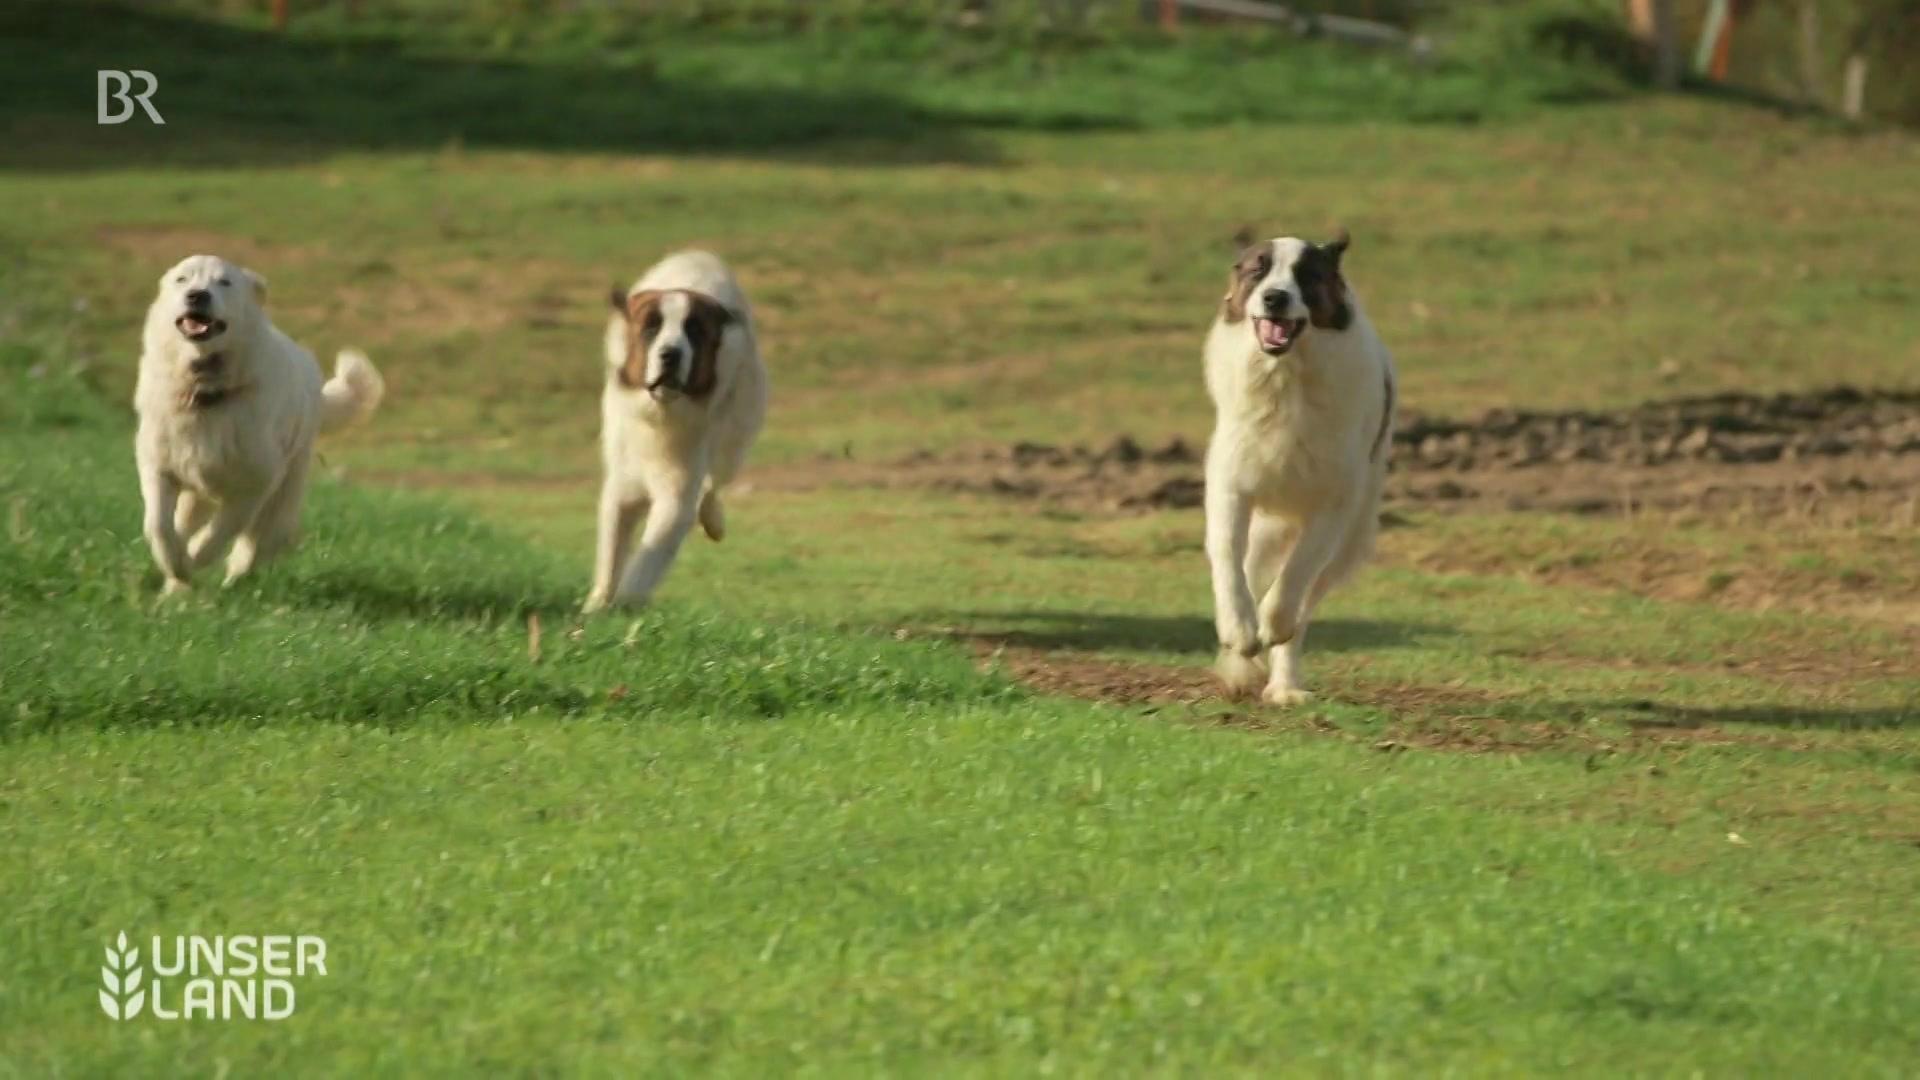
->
[134,255,384,595]
[1203,230,1396,705]
[586,250,768,612]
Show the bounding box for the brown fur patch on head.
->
[1293,232,1352,331]
[678,291,732,399]
[616,289,663,390]
[1221,242,1272,324]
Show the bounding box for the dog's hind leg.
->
[1260,506,1378,706]
[1243,512,1294,603]
[225,453,310,584]
[698,487,725,542]
[186,489,269,577]
[1254,510,1354,705]
[174,490,214,545]
[700,429,752,544]
[1307,506,1378,610]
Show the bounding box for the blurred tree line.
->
[152,0,1920,124]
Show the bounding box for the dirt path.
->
[966,641,1823,754]
[760,386,1920,521]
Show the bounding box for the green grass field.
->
[2,3,1918,1073]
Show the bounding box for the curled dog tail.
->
[320,349,384,433]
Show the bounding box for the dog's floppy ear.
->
[1230,224,1259,250]
[1321,226,1351,266]
[245,269,268,304]
[1221,241,1269,324]
[1301,232,1353,332]
[616,290,664,389]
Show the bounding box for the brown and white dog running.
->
[1203,230,1396,705]
[586,250,768,612]
[134,255,384,595]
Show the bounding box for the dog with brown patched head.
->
[1203,229,1396,705]
[586,250,768,612]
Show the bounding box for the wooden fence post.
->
[1842,53,1869,119]
[1629,0,1681,90]
[1796,0,1825,105]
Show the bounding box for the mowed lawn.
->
[4,5,1920,1073]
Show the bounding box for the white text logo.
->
[97,71,165,125]
[99,932,328,1021]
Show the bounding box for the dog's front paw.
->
[582,591,610,615]
[159,577,192,598]
[1262,684,1315,708]
[1214,649,1268,697]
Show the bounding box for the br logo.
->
[100,932,147,1020]
[97,70,165,125]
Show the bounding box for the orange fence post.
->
[1159,0,1179,32]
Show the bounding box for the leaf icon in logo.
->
[100,931,144,1021]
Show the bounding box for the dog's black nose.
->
[1262,288,1292,312]
[185,289,211,307]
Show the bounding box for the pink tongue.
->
[1259,319,1290,348]
[183,316,209,333]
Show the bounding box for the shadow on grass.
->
[1611,699,1920,733]
[269,570,576,624]
[951,609,1449,655]
[0,2,1029,171]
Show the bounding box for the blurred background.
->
[89,0,1920,128]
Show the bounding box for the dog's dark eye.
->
[174,276,186,284]
[216,277,231,287]
[643,312,663,333]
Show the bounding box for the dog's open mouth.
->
[1254,317,1305,356]
[176,314,227,342]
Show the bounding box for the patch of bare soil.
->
[1392,387,1920,517]
[967,641,1814,755]
[825,388,1920,520]
[976,641,1219,706]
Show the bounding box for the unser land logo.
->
[100,931,328,1021]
